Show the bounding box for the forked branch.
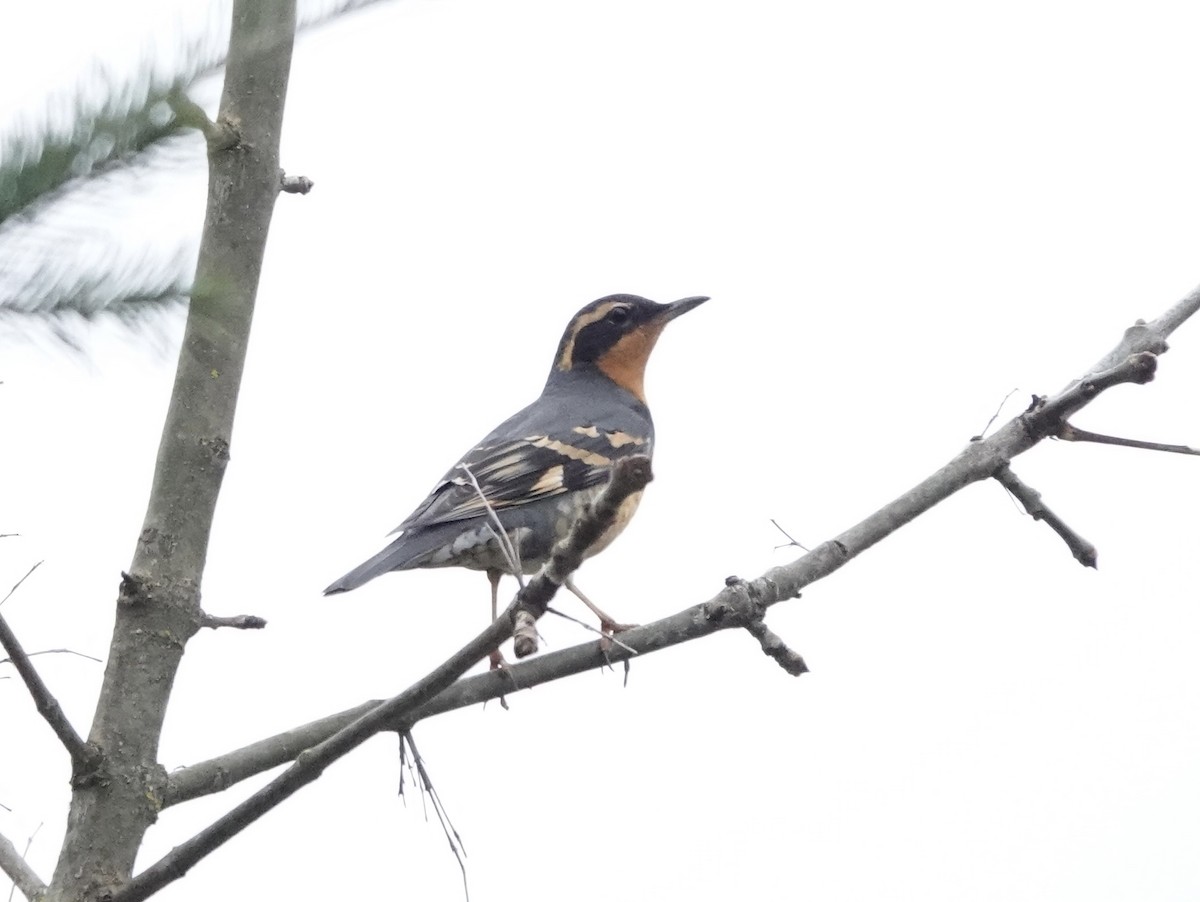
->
[0,566,100,781]
[0,830,45,902]
[114,455,653,902]
[160,283,1200,811]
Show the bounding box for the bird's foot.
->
[598,619,638,654]
[601,617,637,635]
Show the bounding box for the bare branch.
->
[0,649,102,667]
[165,703,380,806]
[971,388,1020,441]
[994,465,1098,567]
[54,1,301,895]
[400,732,468,899]
[1056,423,1200,456]
[743,618,809,676]
[0,830,45,901]
[199,613,267,630]
[0,562,42,609]
[0,571,101,779]
[115,453,653,902]
[164,594,769,808]
[769,519,809,551]
[166,89,238,151]
[158,285,1200,809]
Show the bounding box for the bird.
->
[324,293,708,662]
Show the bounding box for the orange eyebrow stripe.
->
[556,302,626,371]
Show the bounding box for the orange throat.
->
[595,323,666,403]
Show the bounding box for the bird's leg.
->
[565,576,637,634]
[487,568,507,670]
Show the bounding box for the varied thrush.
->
[324,294,708,657]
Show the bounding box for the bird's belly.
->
[542,485,644,559]
[582,489,643,559]
[423,523,535,573]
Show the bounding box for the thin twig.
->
[462,460,526,666]
[0,569,100,778]
[971,388,1019,441]
[1056,422,1200,456]
[994,465,1098,567]
[0,830,45,902]
[770,519,809,552]
[543,606,637,656]
[0,562,42,608]
[402,732,469,902]
[458,463,525,588]
[0,649,102,667]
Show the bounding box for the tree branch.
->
[0,602,100,781]
[744,617,809,676]
[114,454,653,902]
[1056,422,1200,456]
[0,831,45,902]
[994,465,1098,566]
[160,283,1200,809]
[166,89,237,151]
[0,561,41,608]
[198,613,267,630]
[49,2,300,898]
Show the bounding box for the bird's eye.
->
[607,306,632,326]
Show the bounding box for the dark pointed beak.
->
[658,295,710,323]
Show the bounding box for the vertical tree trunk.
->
[47,2,297,899]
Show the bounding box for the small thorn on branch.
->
[994,464,1097,568]
[200,613,268,630]
[1057,422,1200,456]
[279,171,314,195]
[744,618,808,676]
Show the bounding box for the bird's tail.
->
[323,535,416,595]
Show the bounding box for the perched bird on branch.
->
[324,293,708,661]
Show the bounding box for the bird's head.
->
[551,294,709,402]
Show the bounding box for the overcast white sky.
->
[3,2,1200,900]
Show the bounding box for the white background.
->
[3,2,1200,900]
